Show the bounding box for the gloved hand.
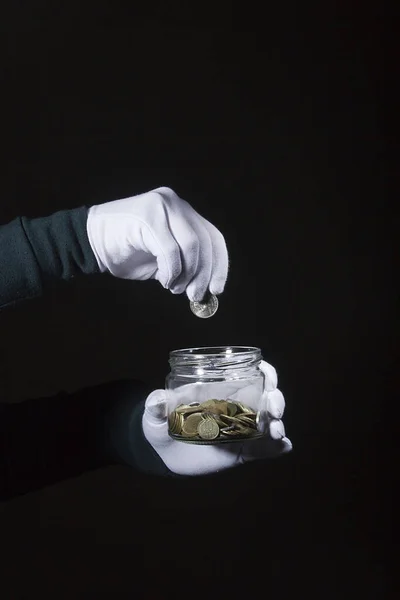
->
[86,187,229,301]
[142,360,292,476]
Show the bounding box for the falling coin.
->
[190,293,219,319]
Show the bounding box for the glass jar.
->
[166,346,268,444]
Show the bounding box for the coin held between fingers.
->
[190,292,219,318]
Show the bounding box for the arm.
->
[1,189,289,481]
[0,379,176,501]
[0,205,169,481]
[0,207,100,310]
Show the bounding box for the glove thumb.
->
[144,389,168,423]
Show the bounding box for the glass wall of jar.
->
[166,346,268,444]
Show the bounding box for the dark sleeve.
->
[0,379,173,501]
[0,206,100,310]
[103,380,180,478]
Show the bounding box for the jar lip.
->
[169,346,261,359]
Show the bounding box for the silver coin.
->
[190,294,219,318]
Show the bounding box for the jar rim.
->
[169,346,261,359]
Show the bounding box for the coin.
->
[215,400,230,415]
[168,411,183,434]
[169,397,264,443]
[202,399,228,415]
[220,428,242,437]
[234,402,254,414]
[182,413,204,436]
[198,417,220,440]
[219,414,244,426]
[227,402,238,417]
[201,399,218,411]
[175,404,191,413]
[213,415,229,428]
[235,415,257,428]
[181,428,199,438]
[189,293,219,319]
[177,404,206,415]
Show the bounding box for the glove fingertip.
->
[209,278,226,296]
[269,419,286,440]
[259,360,278,391]
[280,437,293,454]
[266,388,285,419]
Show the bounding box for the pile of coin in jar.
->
[168,398,263,443]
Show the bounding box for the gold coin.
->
[206,400,228,415]
[172,399,260,441]
[179,413,185,433]
[199,399,233,415]
[235,415,258,428]
[182,413,204,436]
[201,411,213,420]
[181,429,198,438]
[234,402,254,414]
[177,404,205,415]
[219,414,244,426]
[227,402,238,417]
[198,417,220,440]
[220,428,242,437]
[168,411,183,434]
[213,415,228,428]
[175,404,191,412]
[201,399,219,412]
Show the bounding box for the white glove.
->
[86,187,229,301]
[142,360,292,476]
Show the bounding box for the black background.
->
[0,3,394,598]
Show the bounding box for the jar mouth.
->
[169,346,260,359]
[169,347,262,372]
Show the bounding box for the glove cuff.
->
[86,205,108,273]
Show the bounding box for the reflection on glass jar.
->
[166,346,268,444]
